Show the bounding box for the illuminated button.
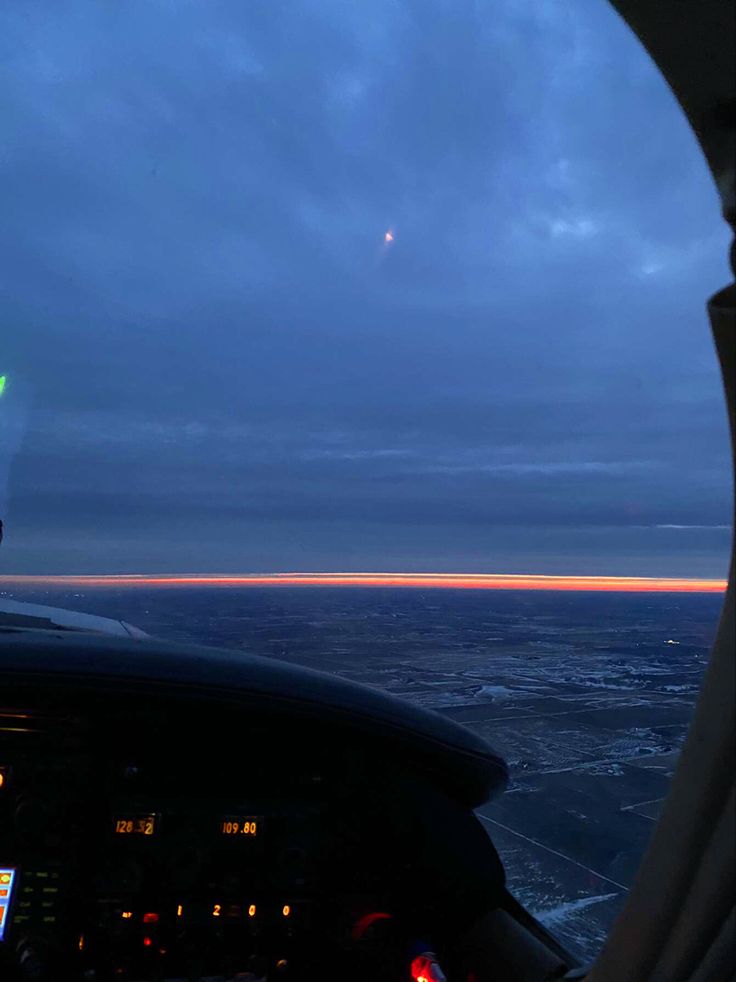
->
[41,887,59,894]
[176,904,183,918]
[281,905,291,918]
[247,904,257,918]
[142,912,159,924]
[0,890,7,898]
[121,911,133,920]
[0,874,10,885]
[142,936,153,948]
[212,903,222,918]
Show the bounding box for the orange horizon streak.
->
[0,572,727,593]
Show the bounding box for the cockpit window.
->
[1,0,731,962]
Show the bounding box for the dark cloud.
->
[1,0,732,575]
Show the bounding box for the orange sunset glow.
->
[0,572,727,593]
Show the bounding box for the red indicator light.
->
[142,912,159,924]
[410,954,446,982]
[142,936,153,948]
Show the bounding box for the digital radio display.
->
[220,816,260,837]
[113,814,158,836]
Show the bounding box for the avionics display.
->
[113,814,158,836]
[219,816,260,836]
[0,869,17,942]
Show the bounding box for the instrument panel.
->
[0,687,503,982]
[3,806,320,975]
[1,710,337,980]
[0,619,509,982]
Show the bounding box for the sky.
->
[0,0,733,577]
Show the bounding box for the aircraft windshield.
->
[1,0,731,962]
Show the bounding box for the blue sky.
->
[1,0,732,576]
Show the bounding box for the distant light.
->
[384,230,394,243]
[0,376,6,397]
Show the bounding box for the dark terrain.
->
[3,586,721,962]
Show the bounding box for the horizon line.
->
[0,572,727,593]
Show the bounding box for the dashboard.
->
[0,630,510,981]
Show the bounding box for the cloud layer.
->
[1,0,732,575]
